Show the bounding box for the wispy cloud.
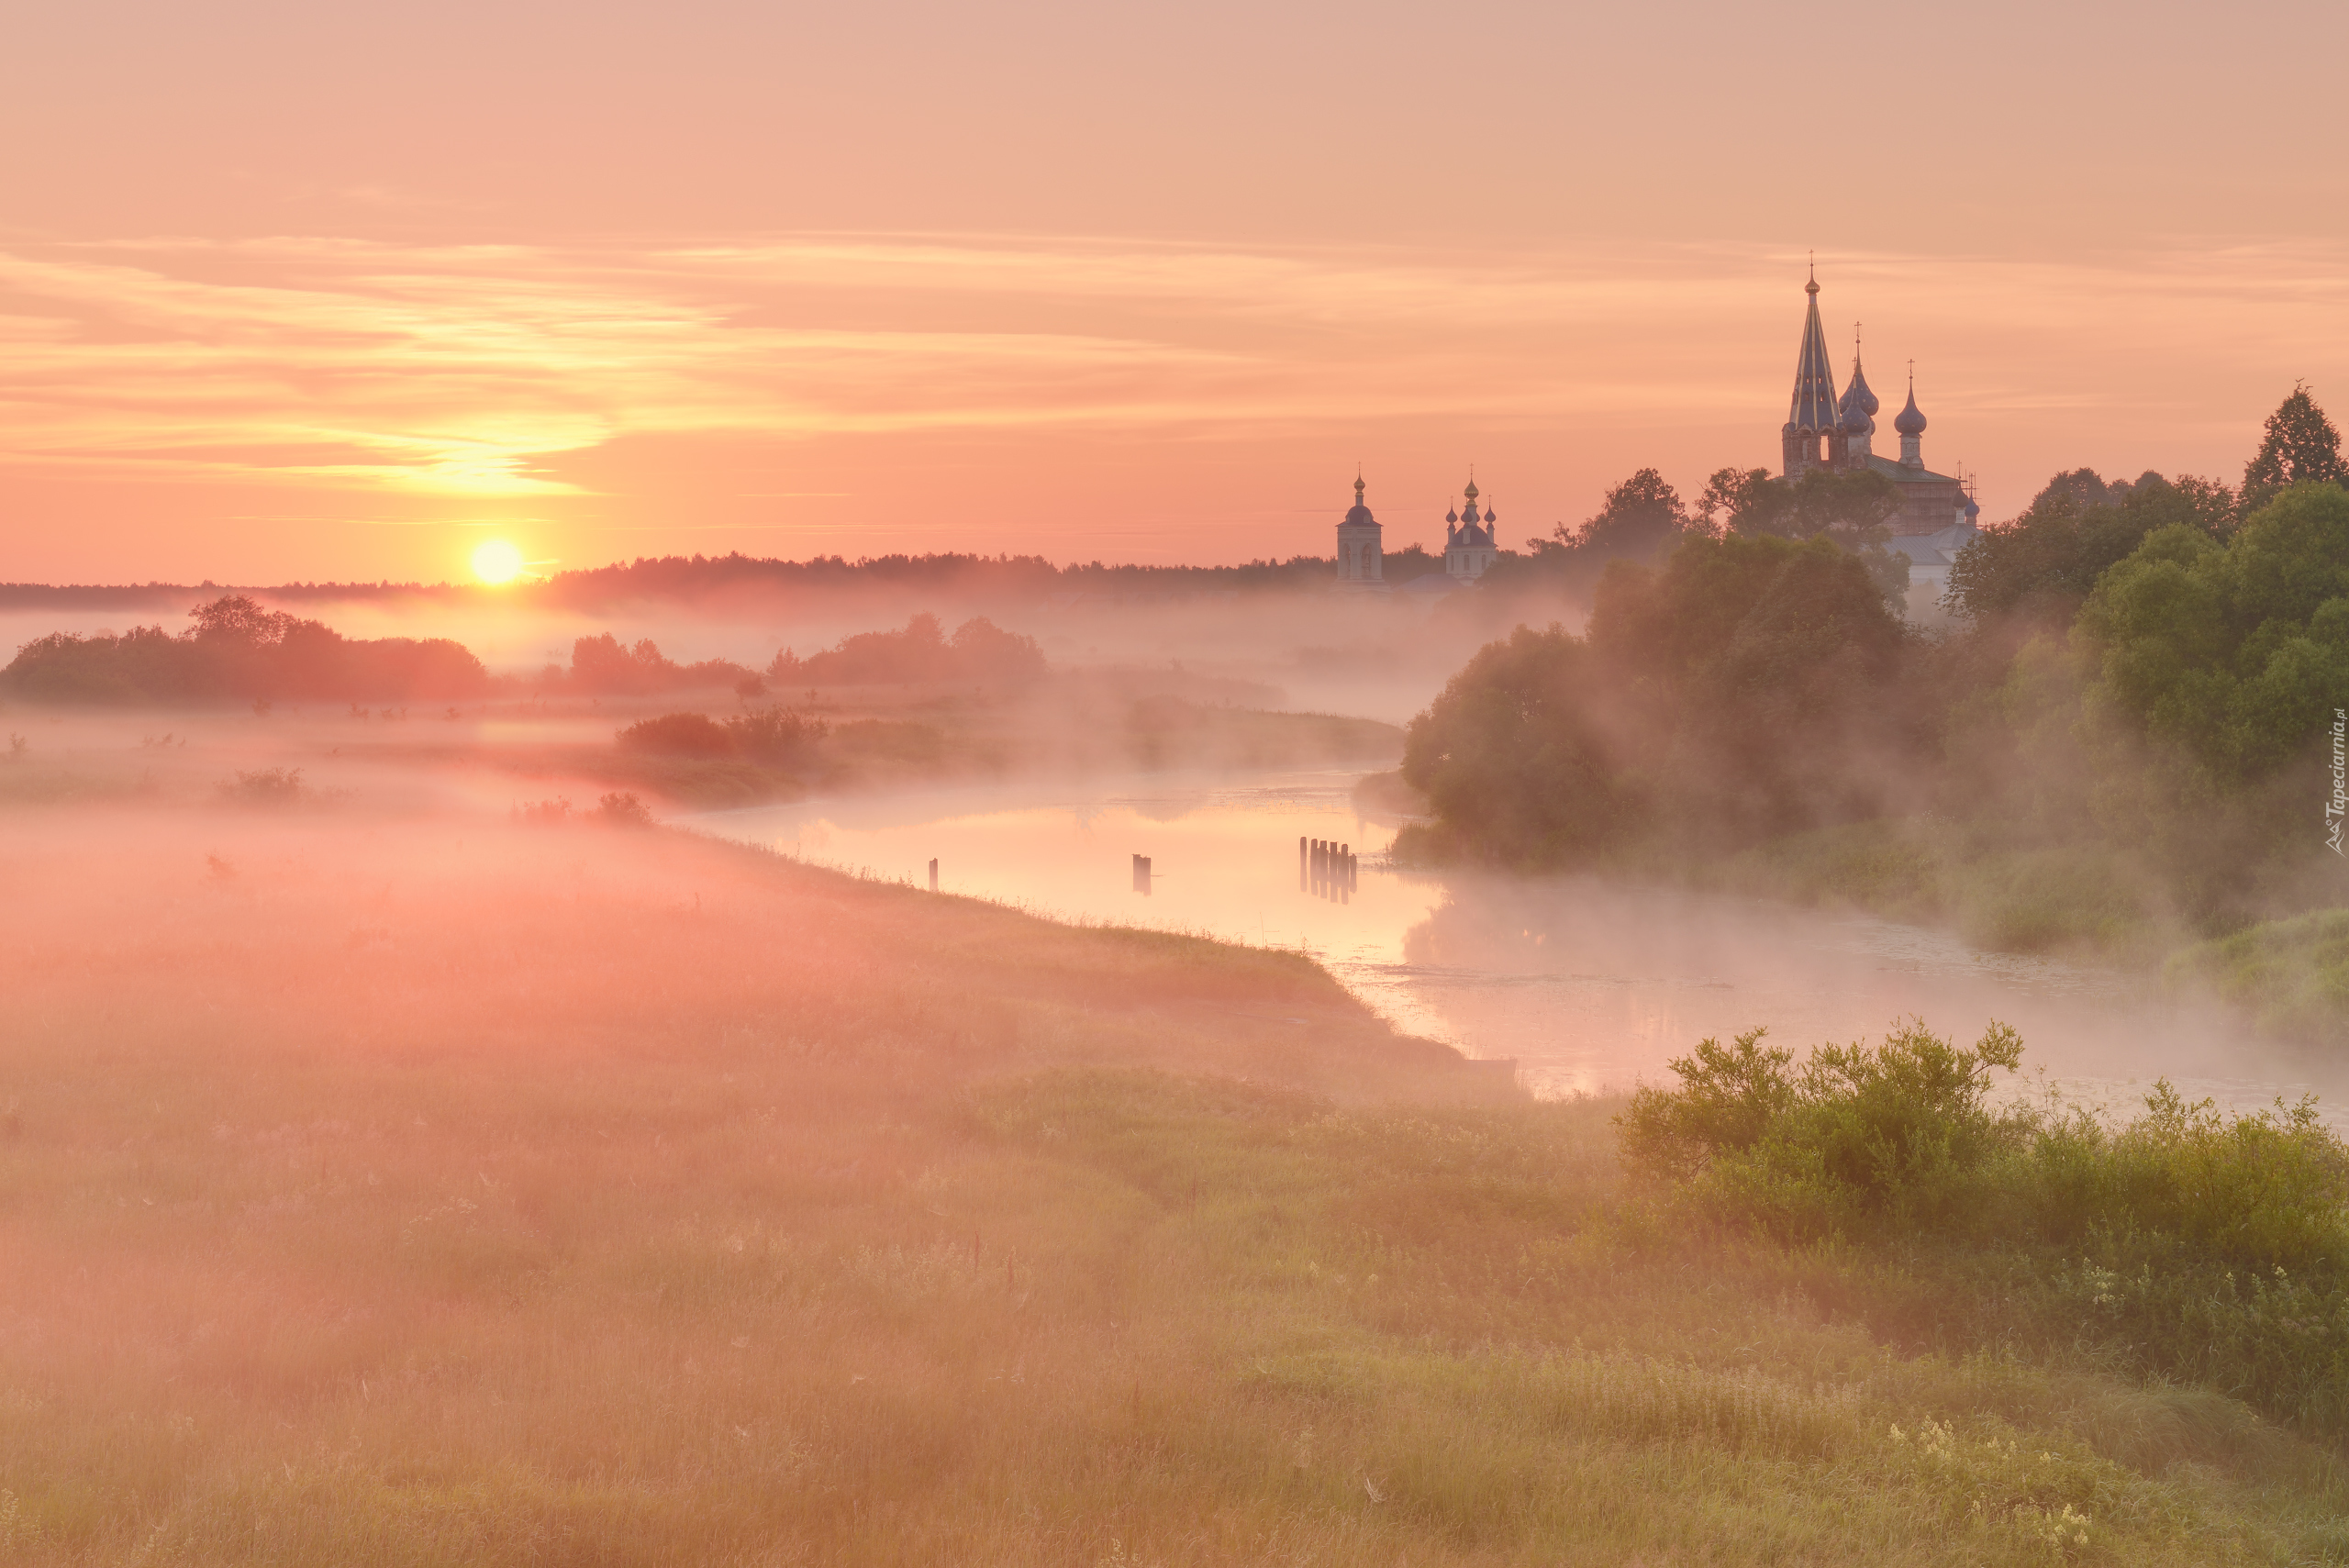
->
[0,232,2343,508]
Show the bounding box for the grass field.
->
[3,803,2347,1564]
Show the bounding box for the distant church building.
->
[1442,480,1498,582]
[1782,269,1979,599]
[1335,473,1385,587]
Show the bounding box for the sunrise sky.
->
[6,0,2347,584]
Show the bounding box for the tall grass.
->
[0,813,2343,1563]
[1623,1018,2349,1438]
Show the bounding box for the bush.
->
[614,712,736,758]
[1622,1018,2349,1436]
[1620,1019,2028,1240]
[220,766,306,807]
[594,792,654,828]
[724,706,827,768]
[613,708,828,769]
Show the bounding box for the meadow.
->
[5,785,2349,1566]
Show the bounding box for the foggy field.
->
[4,795,2349,1566]
[0,678,1404,820]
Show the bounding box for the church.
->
[1782,270,1979,598]
[1332,474,1499,592]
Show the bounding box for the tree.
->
[2079,483,2349,784]
[2242,385,2347,514]
[1692,466,1906,605]
[1396,533,1913,866]
[1695,467,1783,535]
[1943,470,2236,625]
[1562,469,1692,563]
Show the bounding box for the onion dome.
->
[1445,506,1458,524]
[1840,354,1879,419]
[1894,386,1928,437]
[1842,403,1873,436]
[1484,501,1497,523]
[1342,473,1375,526]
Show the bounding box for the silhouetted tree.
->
[1563,469,1692,563]
[2243,385,2348,514]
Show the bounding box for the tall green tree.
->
[2079,483,2349,785]
[1561,468,1694,563]
[1943,470,2235,624]
[2243,385,2348,514]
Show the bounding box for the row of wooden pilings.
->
[1301,836,1356,904]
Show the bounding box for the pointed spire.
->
[1787,268,1838,434]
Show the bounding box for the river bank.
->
[6,804,2348,1562]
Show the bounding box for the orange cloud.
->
[0,233,2343,579]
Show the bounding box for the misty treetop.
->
[553,613,1047,695]
[1400,533,1909,864]
[1479,462,1910,605]
[2242,383,2349,513]
[767,612,1046,686]
[1942,467,2239,624]
[559,631,759,696]
[1403,385,2349,940]
[1,594,488,705]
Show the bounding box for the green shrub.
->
[1622,1019,2349,1436]
[1621,1020,2029,1240]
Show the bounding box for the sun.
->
[472,539,525,584]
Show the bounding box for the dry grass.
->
[0,804,2343,1564]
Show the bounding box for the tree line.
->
[1397,387,2349,940]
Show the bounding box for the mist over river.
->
[691,769,2341,1122]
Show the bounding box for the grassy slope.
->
[0,810,2343,1565]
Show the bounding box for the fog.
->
[6,575,2343,1562]
[1,570,1572,726]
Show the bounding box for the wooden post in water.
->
[928,858,939,893]
[1131,853,1153,895]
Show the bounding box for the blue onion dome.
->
[1844,363,1880,417]
[1964,496,1981,522]
[1842,403,1873,436]
[1445,507,1458,524]
[1484,502,1497,523]
[1894,387,1927,436]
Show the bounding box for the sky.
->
[4,0,2346,584]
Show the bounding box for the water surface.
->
[691,770,2337,1120]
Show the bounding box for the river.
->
[688,768,2339,1122]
